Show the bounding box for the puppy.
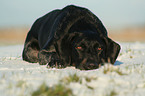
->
[22,5,121,70]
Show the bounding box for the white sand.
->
[0,42,145,96]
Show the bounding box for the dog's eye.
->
[97,47,102,51]
[76,46,82,50]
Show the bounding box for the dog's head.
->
[60,31,121,70]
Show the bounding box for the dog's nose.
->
[87,63,99,69]
[89,63,95,66]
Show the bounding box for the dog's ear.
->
[104,37,121,64]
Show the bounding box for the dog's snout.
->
[89,63,95,66]
[86,62,99,69]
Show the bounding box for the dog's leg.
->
[22,31,40,63]
[38,49,64,68]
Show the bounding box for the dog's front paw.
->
[38,50,50,65]
[38,50,64,68]
[47,52,64,68]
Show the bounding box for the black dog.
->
[22,5,121,70]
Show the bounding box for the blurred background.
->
[0,0,145,46]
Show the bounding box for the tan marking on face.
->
[108,57,111,63]
[99,64,101,67]
[101,58,105,63]
[81,58,87,65]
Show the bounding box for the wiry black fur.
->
[22,5,121,70]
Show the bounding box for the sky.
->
[0,0,145,29]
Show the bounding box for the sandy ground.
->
[0,42,145,96]
[109,27,145,42]
[0,28,28,45]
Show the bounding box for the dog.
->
[22,5,121,70]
